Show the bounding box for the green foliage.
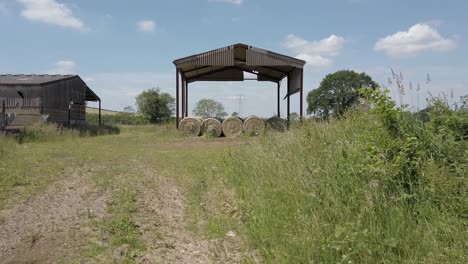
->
[135,88,174,123]
[426,97,468,140]
[307,70,377,118]
[15,123,120,144]
[123,106,135,113]
[231,112,239,117]
[222,90,467,263]
[192,98,228,118]
[87,113,149,125]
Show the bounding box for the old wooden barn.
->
[0,75,101,129]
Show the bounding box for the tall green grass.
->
[222,90,467,263]
[15,123,120,144]
[87,113,149,125]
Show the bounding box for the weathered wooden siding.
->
[0,77,89,126]
[0,85,42,110]
[41,78,87,124]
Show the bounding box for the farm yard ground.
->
[0,105,466,264]
[0,126,260,263]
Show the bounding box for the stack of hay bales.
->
[243,115,265,136]
[179,117,203,136]
[266,116,287,132]
[222,116,244,138]
[179,115,273,137]
[201,118,223,138]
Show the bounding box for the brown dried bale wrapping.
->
[243,115,265,136]
[222,116,244,138]
[266,116,287,132]
[179,117,203,136]
[201,118,223,138]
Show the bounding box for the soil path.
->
[0,169,108,263]
[136,168,256,264]
[0,139,258,263]
[136,174,212,263]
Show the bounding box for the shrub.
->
[222,88,467,263]
[86,113,149,126]
[15,123,120,144]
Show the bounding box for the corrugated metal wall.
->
[0,78,88,126]
[288,68,302,95]
[0,85,41,109]
[41,78,86,124]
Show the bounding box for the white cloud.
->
[375,23,456,57]
[17,0,84,30]
[48,60,76,74]
[283,34,345,70]
[138,20,156,32]
[209,0,243,5]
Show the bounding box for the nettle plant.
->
[358,87,430,196]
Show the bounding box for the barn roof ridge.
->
[0,74,100,102]
[0,74,78,86]
[173,43,306,68]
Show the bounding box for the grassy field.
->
[0,95,467,263]
[0,125,258,263]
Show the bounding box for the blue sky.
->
[1,0,467,116]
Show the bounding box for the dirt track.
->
[0,137,258,263]
[0,169,108,263]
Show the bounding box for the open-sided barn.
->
[0,74,101,129]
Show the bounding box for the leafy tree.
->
[135,88,174,123]
[123,106,135,113]
[231,112,239,117]
[193,99,228,118]
[307,70,377,118]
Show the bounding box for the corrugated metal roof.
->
[0,74,76,85]
[0,74,100,101]
[173,43,306,84]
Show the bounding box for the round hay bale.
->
[266,116,287,132]
[201,118,223,138]
[179,117,203,136]
[222,116,244,138]
[243,115,265,136]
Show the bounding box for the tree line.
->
[115,70,466,126]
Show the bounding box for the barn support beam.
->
[2,100,5,130]
[287,95,290,128]
[98,99,102,126]
[176,69,180,129]
[287,74,290,128]
[182,76,186,119]
[300,68,304,121]
[185,82,189,117]
[277,82,280,117]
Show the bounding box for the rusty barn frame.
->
[173,43,306,128]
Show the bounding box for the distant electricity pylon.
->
[236,94,244,116]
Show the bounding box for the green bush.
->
[16,123,120,144]
[87,113,149,125]
[222,88,467,263]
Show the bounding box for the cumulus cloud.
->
[283,34,345,70]
[16,0,85,30]
[138,20,156,32]
[209,0,243,5]
[48,60,76,74]
[375,23,456,57]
